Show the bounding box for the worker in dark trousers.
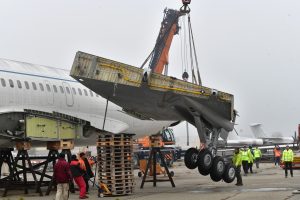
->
[241,146,249,176]
[232,147,243,186]
[254,147,262,168]
[248,146,254,174]
[274,145,281,166]
[282,145,294,178]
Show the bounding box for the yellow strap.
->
[100,183,112,195]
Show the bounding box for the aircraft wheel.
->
[210,156,225,182]
[184,148,199,169]
[210,171,222,182]
[198,149,213,173]
[198,163,210,176]
[222,163,236,183]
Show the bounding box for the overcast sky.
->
[0,0,300,146]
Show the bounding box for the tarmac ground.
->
[0,161,299,200]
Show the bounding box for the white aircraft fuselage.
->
[0,58,173,147]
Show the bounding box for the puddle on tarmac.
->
[190,187,291,193]
[239,188,291,192]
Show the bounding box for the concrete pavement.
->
[0,162,299,200]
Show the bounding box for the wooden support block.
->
[47,141,61,150]
[15,141,31,150]
[60,140,74,150]
[47,140,74,150]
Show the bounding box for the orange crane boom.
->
[153,23,178,74]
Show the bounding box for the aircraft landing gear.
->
[183,125,236,183]
[184,148,235,183]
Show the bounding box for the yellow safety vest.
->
[254,149,261,158]
[241,150,249,161]
[282,149,294,162]
[232,152,242,167]
[248,149,254,163]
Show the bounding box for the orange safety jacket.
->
[78,158,87,172]
[274,148,281,157]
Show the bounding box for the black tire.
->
[170,171,175,177]
[210,171,222,182]
[198,162,210,176]
[138,172,142,177]
[222,163,236,183]
[210,156,225,182]
[198,149,213,172]
[184,148,199,169]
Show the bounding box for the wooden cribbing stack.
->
[97,133,135,196]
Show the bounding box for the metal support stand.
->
[3,147,42,197]
[140,147,175,188]
[38,149,58,196]
[1,140,76,197]
[92,161,97,187]
[0,148,20,184]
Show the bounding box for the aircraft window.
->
[9,79,14,88]
[59,86,64,93]
[32,82,37,90]
[53,85,58,93]
[46,84,51,92]
[96,94,99,97]
[72,87,76,95]
[17,80,22,88]
[39,83,44,91]
[24,81,29,89]
[78,88,82,96]
[65,87,71,94]
[89,90,94,97]
[83,89,88,96]
[1,78,6,87]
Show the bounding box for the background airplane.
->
[215,128,263,148]
[250,123,295,145]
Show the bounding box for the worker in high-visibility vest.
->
[241,146,249,175]
[232,147,243,186]
[282,145,294,178]
[248,146,254,173]
[254,147,262,169]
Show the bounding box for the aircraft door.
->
[62,82,74,107]
[44,80,54,105]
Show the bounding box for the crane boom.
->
[149,9,183,74]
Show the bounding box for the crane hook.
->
[180,0,191,14]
